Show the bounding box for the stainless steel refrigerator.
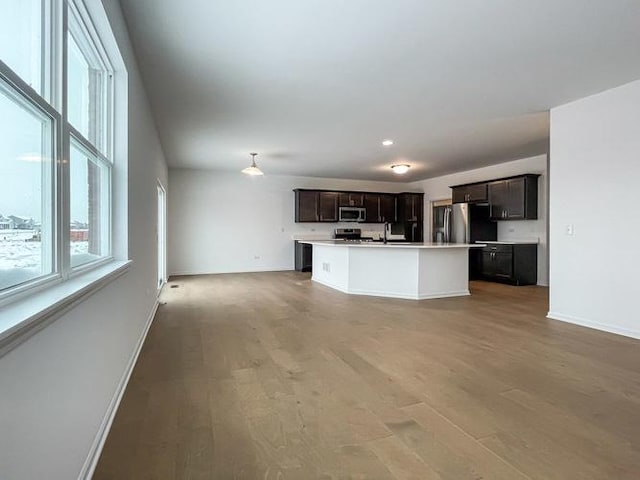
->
[433,203,496,244]
[433,202,497,277]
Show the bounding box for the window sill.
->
[0,260,132,358]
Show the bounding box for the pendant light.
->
[241,152,264,176]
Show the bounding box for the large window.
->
[0,80,54,291]
[0,0,117,300]
[0,0,46,96]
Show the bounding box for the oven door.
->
[339,207,366,222]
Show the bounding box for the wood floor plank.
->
[94,272,640,479]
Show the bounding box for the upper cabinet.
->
[294,189,406,223]
[488,175,539,220]
[364,194,396,223]
[339,192,364,207]
[379,194,396,223]
[295,190,319,222]
[450,174,539,221]
[451,183,488,204]
[397,193,424,222]
[318,191,339,222]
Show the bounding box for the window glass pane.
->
[67,15,109,154]
[70,141,109,268]
[0,82,54,291]
[0,0,44,94]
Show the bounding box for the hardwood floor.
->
[94,272,640,479]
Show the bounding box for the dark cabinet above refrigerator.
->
[450,174,539,220]
[451,183,488,204]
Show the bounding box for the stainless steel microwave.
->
[339,206,366,222]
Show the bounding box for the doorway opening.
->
[157,181,167,289]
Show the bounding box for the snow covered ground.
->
[0,229,88,270]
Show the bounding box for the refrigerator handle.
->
[444,207,450,243]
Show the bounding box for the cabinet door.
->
[379,194,396,222]
[452,184,487,203]
[452,187,468,204]
[364,194,380,222]
[413,194,424,223]
[488,181,509,220]
[480,251,495,276]
[349,193,364,207]
[296,191,318,222]
[492,252,513,279]
[505,178,526,219]
[318,192,339,222]
[467,183,488,203]
[338,192,350,206]
[339,192,365,207]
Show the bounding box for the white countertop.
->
[476,240,539,245]
[300,240,481,249]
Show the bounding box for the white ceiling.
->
[119,0,640,182]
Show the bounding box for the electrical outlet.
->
[254,255,261,260]
[508,227,515,233]
[565,224,574,236]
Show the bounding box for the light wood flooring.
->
[94,272,640,479]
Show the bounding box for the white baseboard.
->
[312,277,469,301]
[547,311,640,340]
[169,266,292,277]
[78,300,159,480]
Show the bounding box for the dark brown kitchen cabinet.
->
[379,194,396,222]
[451,183,488,204]
[294,189,403,224]
[295,190,319,222]
[294,241,313,272]
[397,193,424,222]
[480,243,537,285]
[318,191,339,222]
[364,194,381,222]
[338,192,364,207]
[488,175,538,220]
[363,194,396,223]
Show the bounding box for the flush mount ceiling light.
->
[391,164,410,175]
[382,139,394,146]
[241,152,264,176]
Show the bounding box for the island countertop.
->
[299,240,483,249]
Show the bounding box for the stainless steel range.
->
[334,228,362,241]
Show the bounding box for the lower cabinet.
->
[294,241,313,272]
[480,243,537,286]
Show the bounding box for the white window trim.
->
[0,260,131,357]
[0,0,129,356]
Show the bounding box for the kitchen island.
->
[300,241,480,300]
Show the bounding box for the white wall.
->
[0,1,169,479]
[168,170,412,275]
[549,79,640,339]
[410,155,549,285]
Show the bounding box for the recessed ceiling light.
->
[382,139,394,146]
[391,164,410,175]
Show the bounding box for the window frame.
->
[0,0,120,307]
